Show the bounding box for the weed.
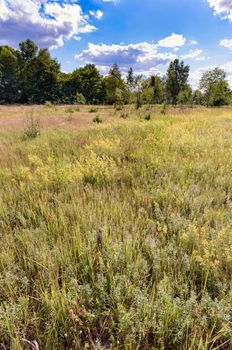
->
[120,112,129,119]
[45,101,53,108]
[144,113,151,121]
[65,108,75,114]
[22,117,41,140]
[92,115,103,124]
[89,107,98,113]
[161,103,168,115]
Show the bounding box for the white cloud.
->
[189,40,198,45]
[220,38,232,49]
[76,42,176,73]
[0,0,96,48]
[75,33,203,77]
[157,33,186,48]
[89,9,103,20]
[181,49,206,61]
[207,0,232,21]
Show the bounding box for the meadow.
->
[0,105,232,349]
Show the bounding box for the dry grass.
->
[1,105,232,349]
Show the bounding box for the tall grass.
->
[0,108,232,349]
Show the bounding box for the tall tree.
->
[69,64,104,104]
[18,40,60,103]
[150,75,164,104]
[127,67,134,87]
[109,64,122,80]
[166,59,189,104]
[0,46,19,103]
[30,48,60,103]
[104,64,126,105]
[199,68,231,106]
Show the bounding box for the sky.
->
[1,0,232,88]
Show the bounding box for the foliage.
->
[160,103,168,115]
[0,40,232,107]
[199,68,231,106]
[144,113,151,120]
[92,115,103,124]
[76,92,86,105]
[89,107,98,113]
[177,85,192,105]
[166,59,190,105]
[151,75,165,104]
[22,117,41,140]
[104,65,127,105]
[120,112,129,119]
[0,46,20,103]
[192,89,203,105]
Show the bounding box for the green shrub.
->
[45,101,53,107]
[22,118,41,140]
[120,112,129,119]
[161,103,168,115]
[76,93,86,105]
[92,115,103,124]
[89,107,98,113]
[65,108,74,114]
[144,113,151,121]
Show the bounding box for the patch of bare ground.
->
[0,105,114,133]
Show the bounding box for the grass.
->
[1,106,232,349]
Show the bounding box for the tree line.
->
[0,39,231,106]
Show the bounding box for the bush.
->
[22,118,41,140]
[161,104,168,115]
[92,115,103,124]
[89,107,98,113]
[120,112,129,119]
[76,93,86,105]
[65,108,75,114]
[45,101,53,107]
[144,113,151,121]
[114,102,124,111]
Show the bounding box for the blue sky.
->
[1,0,232,87]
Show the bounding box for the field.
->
[1,105,232,349]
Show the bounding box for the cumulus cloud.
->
[207,0,232,20]
[157,33,186,48]
[220,38,232,49]
[0,0,96,48]
[181,49,206,61]
[89,10,103,20]
[75,32,204,78]
[189,39,198,45]
[76,42,177,73]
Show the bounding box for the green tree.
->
[104,64,126,105]
[192,89,203,105]
[150,75,164,104]
[199,68,231,106]
[0,46,19,103]
[30,48,60,103]
[166,59,189,105]
[109,63,122,80]
[69,64,104,104]
[141,78,154,104]
[127,67,134,87]
[177,85,192,105]
[76,92,86,105]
